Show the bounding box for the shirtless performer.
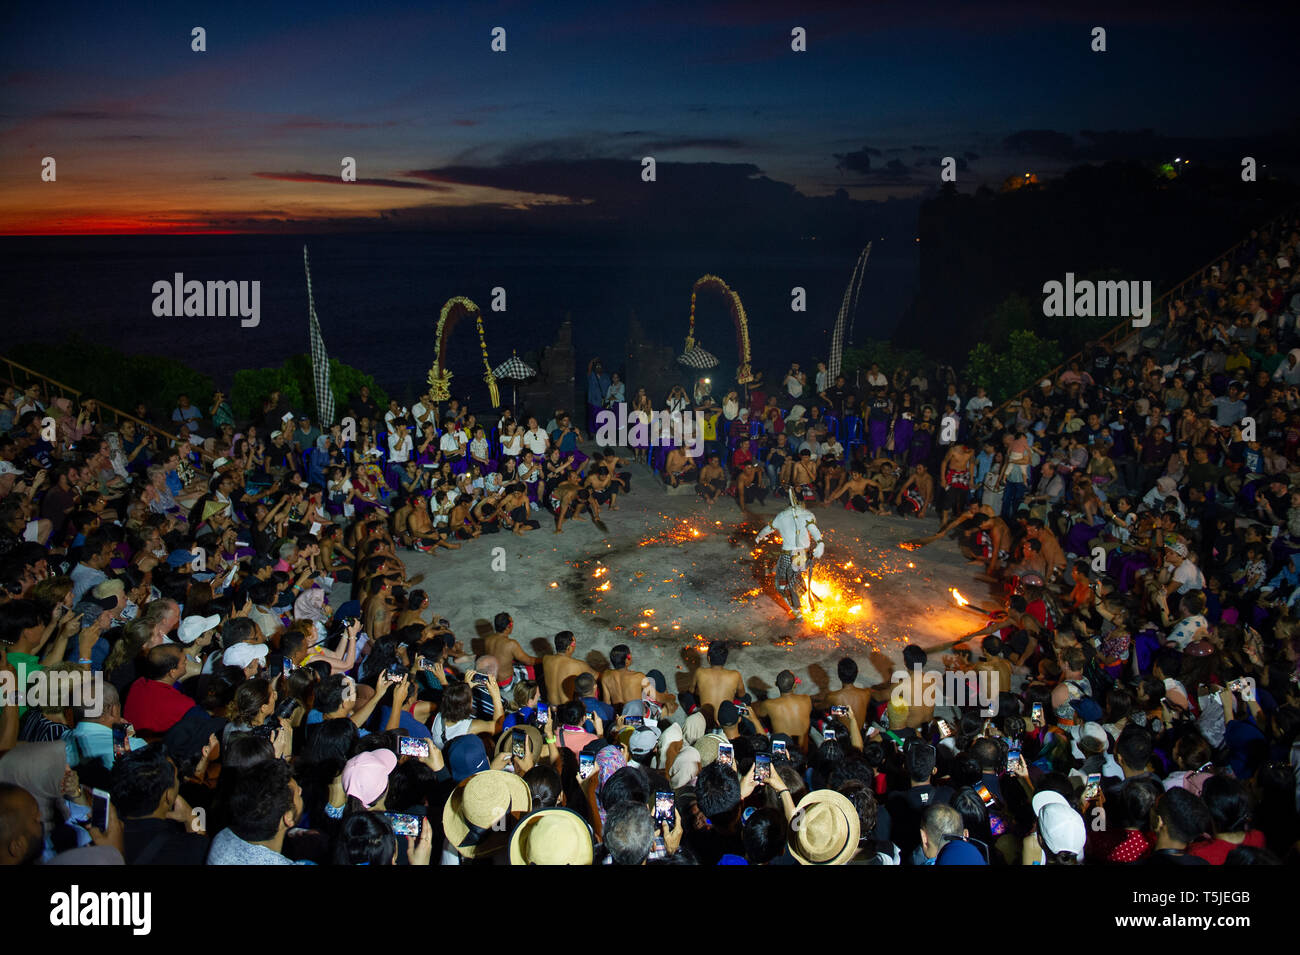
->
[687,640,746,726]
[448,494,481,540]
[780,449,819,504]
[498,482,540,535]
[392,496,414,546]
[362,576,397,640]
[938,442,974,525]
[975,508,1014,577]
[755,488,825,621]
[894,463,935,519]
[735,459,768,510]
[541,630,598,704]
[603,450,633,495]
[662,446,697,488]
[600,643,646,707]
[817,432,846,502]
[819,656,874,728]
[1024,517,1067,582]
[825,464,882,513]
[871,457,901,502]
[406,495,461,553]
[471,491,504,533]
[696,454,727,505]
[485,612,540,687]
[551,471,601,533]
[584,464,619,511]
[753,669,814,753]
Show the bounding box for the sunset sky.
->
[1,0,1295,235]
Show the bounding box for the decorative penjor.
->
[681,274,754,385]
[428,296,500,408]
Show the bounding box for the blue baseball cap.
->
[446,735,490,782]
[935,838,988,866]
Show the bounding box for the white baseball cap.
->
[1032,791,1086,857]
[177,614,221,645]
[224,642,268,670]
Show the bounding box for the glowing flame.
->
[951,588,969,607]
[593,567,608,578]
[597,582,611,592]
[801,573,870,632]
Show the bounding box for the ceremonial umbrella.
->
[491,352,538,411]
[677,345,720,370]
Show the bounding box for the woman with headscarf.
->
[294,587,332,646]
[1272,348,1300,386]
[49,397,92,448]
[0,740,92,859]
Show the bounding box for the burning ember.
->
[638,519,707,546]
[802,574,870,631]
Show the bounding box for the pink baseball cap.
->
[341,750,397,807]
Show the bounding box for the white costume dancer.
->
[756,489,825,620]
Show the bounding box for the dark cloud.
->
[406,159,767,203]
[833,146,882,174]
[395,158,915,241]
[253,171,449,191]
[1002,129,1078,158]
[39,108,167,121]
[276,118,403,130]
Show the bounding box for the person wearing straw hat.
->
[784,789,861,865]
[442,769,533,865]
[509,807,594,865]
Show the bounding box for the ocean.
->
[0,233,918,409]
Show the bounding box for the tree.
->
[964,330,1062,404]
[842,339,926,380]
[231,355,388,423]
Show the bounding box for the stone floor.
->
[405,458,999,700]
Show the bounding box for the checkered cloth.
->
[827,243,871,380]
[491,354,537,381]
[774,551,806,597]
[303,245,336,426]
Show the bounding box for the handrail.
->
[0,354,195,451]
[991,204,1299,414]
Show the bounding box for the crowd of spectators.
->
[1,216,1299,865]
